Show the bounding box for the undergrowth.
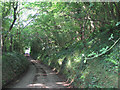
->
[2,52,30,87]
[36,27,119,88]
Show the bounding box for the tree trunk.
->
[4,2,18,41]
[2,39,7,52]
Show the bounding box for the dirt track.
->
[8,58,69,88]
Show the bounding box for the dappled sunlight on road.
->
[56,78,74,88]
[27,83,49,88]
[56,82,66,85]
[8,58,69,88]
[27,58,69,88]
[30,60,40,63]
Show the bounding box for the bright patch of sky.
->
[18,2,38,27]
[22,9,37,26]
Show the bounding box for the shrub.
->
[2,52,30,86]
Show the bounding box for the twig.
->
[85,37,120,60]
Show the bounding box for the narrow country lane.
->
[8,57,68,88]
[2,2,119,88]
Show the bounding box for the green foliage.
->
[2,2,120,88]
[108,34,114,41]
[2,52,29,86]
[116,22,120,26]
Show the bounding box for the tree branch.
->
[3,2,18,40]
[85,37,120,60]
[9,2,18,32]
